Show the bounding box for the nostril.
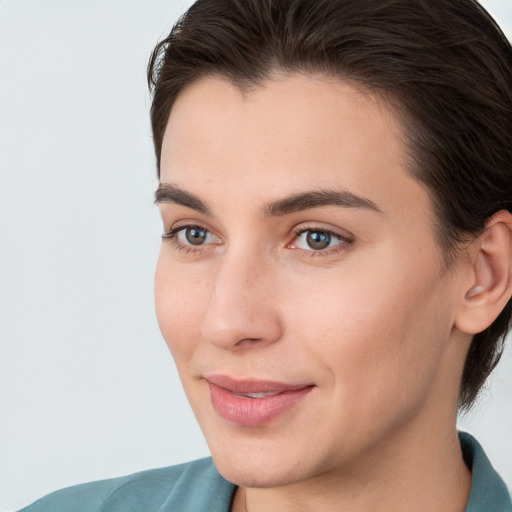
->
[235,337,265,347]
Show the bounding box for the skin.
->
[154,74,479,511]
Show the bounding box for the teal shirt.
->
[19,433,511,512]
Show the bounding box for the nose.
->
[200,252,283,350]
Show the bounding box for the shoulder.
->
[18,457,237,512]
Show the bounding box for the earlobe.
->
[455,210,512,335]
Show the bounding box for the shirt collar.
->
[460,431,511,512]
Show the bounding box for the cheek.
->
[154,252,208,361]
[284,257,451,413]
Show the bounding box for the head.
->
[149,0,512,410]
[149,0,512,487]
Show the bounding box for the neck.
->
[232,426,471,512]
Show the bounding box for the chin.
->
[212,455,306,489]
[206,433,325,488]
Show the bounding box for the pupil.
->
[307,231,331,250]
[185,227,207,245]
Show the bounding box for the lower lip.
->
[208,382,314,427]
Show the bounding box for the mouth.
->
[234,391,283,399]
[205,375,315,427]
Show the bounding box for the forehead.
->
[162,74,405,172]
[160,74,433,236]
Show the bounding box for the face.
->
[155,75,468,488]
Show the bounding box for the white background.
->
[1,1,511,510]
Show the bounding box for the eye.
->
[162,225,220,247]
[289,227,350,253]
[301,231,334,250]
[179,226,209,245]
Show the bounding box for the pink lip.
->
[205,375,314,427]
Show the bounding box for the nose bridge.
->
[200,247,282,349]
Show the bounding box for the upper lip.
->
[205,374,314,393]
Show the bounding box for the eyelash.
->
[290,226,353,257]
[162,224,353,257]
[162,225,213,255]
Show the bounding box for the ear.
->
[455,210,512,335]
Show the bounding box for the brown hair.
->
[147,0,512,409]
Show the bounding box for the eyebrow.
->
[262,189,382,217]
[155,183,382,217]
[155,183,212,215]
